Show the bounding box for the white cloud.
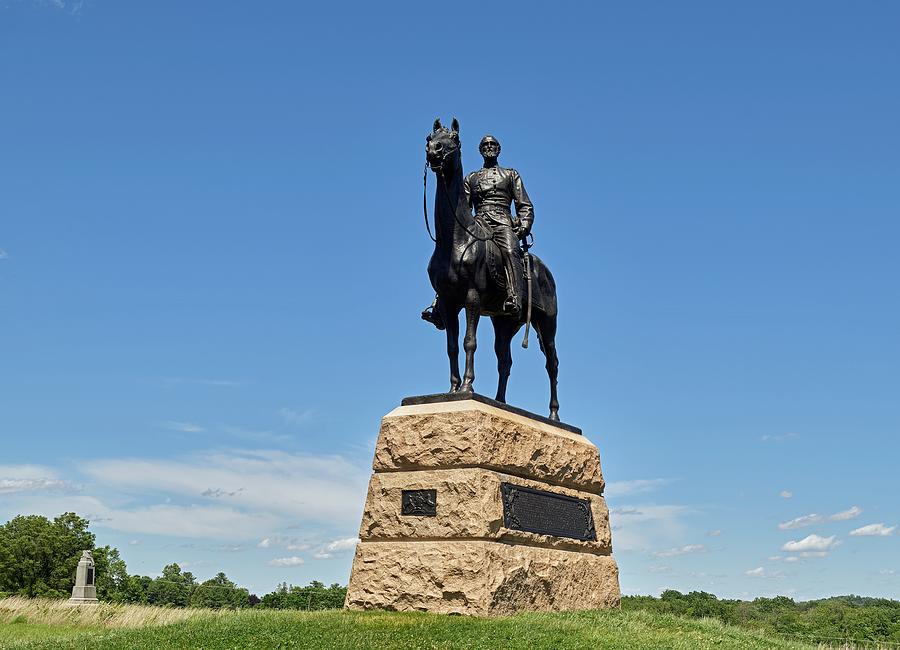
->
[278,407,315,426]
[210,545,244,553]
[0,248,7,259]
[0,465,75,494]
[201,488,243,498]
[0,464,59,479]
[4,493,279,539]
[778,507,862,531]
[325,537,358,552]
[880,569,896,576]
[161,421,205,433]
[784,556,800,563]
[761,432,799,443]
[648,565,671,574]
[128,540,141,546]
[81,449,369,530]
[779,491,793,499]
[746,567,785,579]
[850,523,895,537]
[605,479,670,497]
[782,534,839,552]
[601,504,694,553]
[654,544,706,558]
[39,0,85,15]
[778,514,824,530]
[706,529,722,537]
[829,506,862,521]
[768,556,782,561]
[313,537,360,559]
[268,556,304,567]
[252,535,312,552]
[3,448,368,542]
[0,478,74,494]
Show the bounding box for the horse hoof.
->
[458,384,474,395]
[549,410,560,421]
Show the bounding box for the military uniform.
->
[464,165,533,311]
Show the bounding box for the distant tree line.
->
[258,582,347,610]
[0,513,346,610]
[623,590,900,645]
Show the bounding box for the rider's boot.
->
[421,295,445,330]
[501,259,520,316]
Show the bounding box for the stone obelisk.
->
[68,550,99,604]
[344,394,620,616]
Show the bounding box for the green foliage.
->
[0,513,95,598]
[0,513,252,609]
[623,590,900,645]
[258,582,346,610]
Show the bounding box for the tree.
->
[189,572,250,609]
[93,546,129,601]
[0,513,96,598]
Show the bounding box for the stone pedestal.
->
[345,395,620,616]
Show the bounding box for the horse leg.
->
[534,312,560,420]
[492,316,515,403]
[441,301,462,392]
[458,291,480,393]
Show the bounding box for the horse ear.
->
[451,117,460,134]
[433,118,442,132]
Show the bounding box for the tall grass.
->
[0,597,217,629]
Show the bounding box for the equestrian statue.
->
[420,118,561,421]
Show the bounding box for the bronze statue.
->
[421,118,561,420]
[466,135,533,314]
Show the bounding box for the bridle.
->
[423,151,491,244]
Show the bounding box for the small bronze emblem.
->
[402,489,437,516]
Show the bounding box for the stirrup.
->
[421,306,446,330]
[502,297,519,315]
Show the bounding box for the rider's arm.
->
[510,169,534,235]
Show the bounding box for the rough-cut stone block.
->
[359,468,611,553]
[345,541,620,616]
[346,398,620,615]
[374,400,605,493]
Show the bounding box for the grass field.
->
[0,598,818,650]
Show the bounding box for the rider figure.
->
[422,134,534,328]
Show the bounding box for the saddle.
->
[485,237,532,315]
[485,238,513,289]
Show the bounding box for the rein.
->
[422,164,437,242]
[423,160,491,243]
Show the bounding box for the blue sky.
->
[1,0,898,599]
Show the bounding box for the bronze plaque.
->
[501,483,596,541]
[402,489,437,516]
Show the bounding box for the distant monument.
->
[343,120,620,615]
[68,550,98,604]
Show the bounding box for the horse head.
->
[425,117,461,176]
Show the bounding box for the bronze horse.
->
[425,118,561,420]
